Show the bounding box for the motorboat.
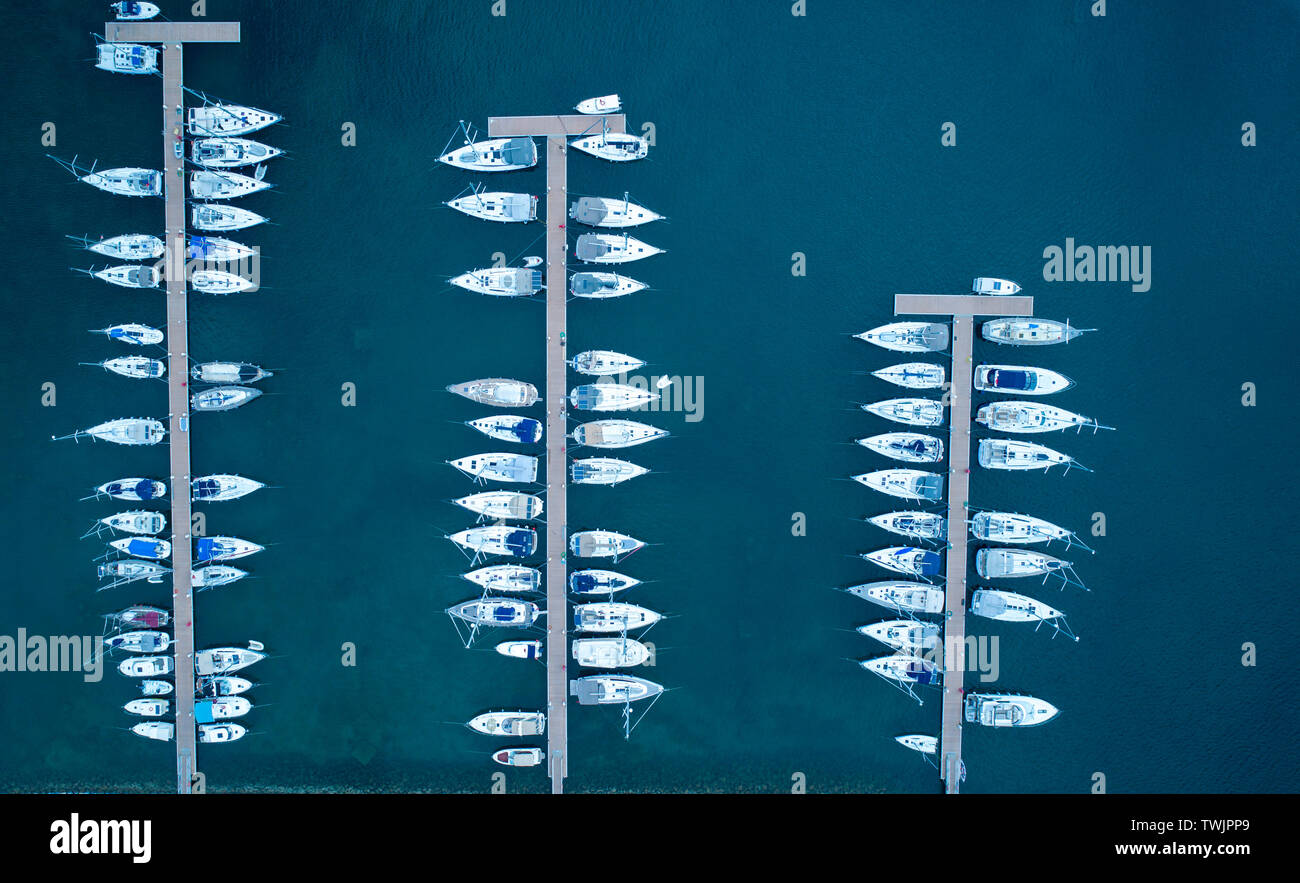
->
[90,264,159,289]
[895,734,937,755]
[977,438,1085,472]
[855,322,948,353]
[453,491,543,520]
[190,170,271,200]
[495,640,542,660]
[570,674,663,705]
[867,511,946,543]
[569,530,645,562]
[106,630,170,654]
[97,560,170,586]
[140,680,173,696]
[197,696,252,719]
[569,196,662,228]
[191,204,267,232]
[572,637,650,667]
[445,191,537,223]
[95,42,157,74]
[197,676,254,697]
[972,277,1021,295]
[191,386,262,411]
[569,350,645,376]
[573,602,660,632]
[447,378,539,407]
[569,271,647,299]
[94,477,165,501]
[468,710,546,736]
[107,605,169,629]
[856,432,943,463]
[871,362,945,390]
[863,398,944,427]
[191,269,256,294]
[492,747,544,767]
[131,722,174,741]
[569,569,641,595]
[193,565,248,589]
[974,365,1074,395]
[53,418,165,446]
[448,452,539,483]
[194,536,263,562]
[570,458,648,486]
[981,318,1092,346]
[575,233,663,263]
[119,655,173,677]
[191,138,283,168]
[449,267,542,297]
[575,94,621,114]
[95,510,166,535]
[198,723,248,743]
[846,581,945,615]
[448,525,537,558]
[188,105,281,137]
[463,564,542,593]
[112,2,161,20]
[74,233,164,260]
[976,548,1083,587]
[89,356,165,379]
[568,383,658,411]
[976,401,1109,434]
[859,620,941,653]
[853,469,944,502]
[571,419,667,448]
[187,236,255,262]
[194,643,266,675]
[964,693,1059,727]
[191,362,272,384]
[90,323,164,346]
[970,589,1075,640]
[108,537,171,560]
[438,135,538,172]
[570,131,649,162]
[446,598,540,627]
[862,547,942,579]
[191,474,265,502]
[971,512,1088,549]
[465,415,543,444]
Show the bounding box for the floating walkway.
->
[892,291,1033,794]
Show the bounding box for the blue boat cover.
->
[194,700,215,723]
[135,480,159,499]
[991,369,1031,391]
[195,537,218,560]
[571,573,597,593]
[512,418,541,444]
[128,538,161,557]
[918,551,942,575]
[505,529,536,557]
[193,479,219,499]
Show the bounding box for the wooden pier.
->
[106,19,241,794]
[893,292,1033,794]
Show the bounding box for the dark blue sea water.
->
[1,0,1296,793]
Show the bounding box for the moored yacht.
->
[90,323,164,346]
[438,133,538,172]
[569,530,645,561]
[856,322,948,353]
[198,723,248,743]
[570,131,649,162]
[571,419,666,448]
[495,640,542,660]
[446,597,540,628]
[974,365,1074,395]
[191,204,267,231]
[192,385,262,411]
[194,643,266,675]
[445,191,537,223]
[107,605,169,629]
[859,620,941,653]
[976,401,1109,434]
[976,548,1083,587]
[194,536,263,562]
[97,560,170,586]
[191,474,265,502]
[853,469,944,502]
[492,747,544,766]
[468,710,546,736]
[191,137,283,168]
[192,564,248,589]
[90,264,159,289]
[453,491,543,520]
[448,525,538,558]
[447,378,539,407]
[187,235,255,262]
[573,602,661,632]
[53,418,165,446]
[857,432,943,463]
[977,438,1085,472]
[964,693,1059,727]
[465,415,543,444]
[119,655,174,677]
[572,637,650,667]
[569,196,662,228]
[190,170,271,200]
[846,580,945,615]
[112,2,161,20]
[191,269,256,294]
[109,537,170,560]
[569,674,663,705]
[94,477,165,501]
[862,546,942,579]
[570,458,648,486]
[863,398,944,428]
[124,698,169,716]
[971,511,1085,548]
[89,356,165,379]
[95,510,166,535]
[569,271,647,299]
[106,630,171,653]
[575,233,663,263]
[74,233,164,260]
[982,318,1091,346]
[463,564,542,593]
[872,362,945,390]
[867,511,947,543]
[970,588,1076,640]
[569,350,645,376]
[568,383,658,411]
[895,734,938,755]
[191,362,272,384]
[569,569,641,595]
[131,721,174,741]
[972,277,1021,295]
[449,267,542,297]
[188,104,281,137]
[95,42,157,74]
[575,94,621,114]
[448,452,539,483]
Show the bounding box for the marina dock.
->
[893,291,1033,794]
[105,18,241,794]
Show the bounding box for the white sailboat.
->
[438,128,538,171]
[846,581,945,615]
[453,491,543,520]
[568,383,658,411]
[569,569,642,595]
[73,233,164,260]
[970,589,1077,640]
[447,453,539,483]
[191,269,255,294]
[191,138,283,168]
[90,264,160,289]
[853,469,944,502]
[981,318,1092,346]
[871,362,945,389]
[569,350,645,375]
[976,401,1111,434]
[569,195,662,227]
[570,129,649,162]
[855,322,948,353]
[85,356,165,379]
[90,323,164,346]
[449,267,543,297]
[188,104,282,137]
[863,398,945,427]
[575,232,663,263]
[447,525,538,559]
[447,378,539,407]
[570,458,648,486]
[465,415,543,444]
[463,564,542,593]
[571,419,667,448]
[53,418,166,446]
[859,620,941,653]
[856,432,943,463]
[95,42,157,74]
[569,271,648,299]
[191,474,265,502]
[572,637,650,667]
[445,191,538,223]
[191,204,267,231]
[972,277,1021,295]
[867,511,947,543]
[977,438,1087,473]
[569,530,645,562]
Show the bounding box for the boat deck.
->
[894,292,1033,794]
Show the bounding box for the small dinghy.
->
[571,419,666,448]
[95,510,166,535]
[448,525,537,558]
[195,536,263,563]
[194,643,266,675]
[187,235,255,262]
[109,537,171,560]
[198,696,252,719]
[570,350,645,376]
[192,386,262,412]
[972,277,1021,295]
[970,589,1076,640]
[857,432,943,463]
[191,474,265,502]
[445,191,537,223]
[974,365,1073,395]
[197,676,254,697]
[439,133,538,172]
[856,322,949,353]
[106,630,171,653]
[569,195,662,228]
[570,458,649,486]
[863,398,945,428]
[447,378,539,407]
[492,747,544,767]
[570,674,663,705]
[191,204,267,232]
[575,94,621,114]
[90,323,164,346]
[95,477,165,501]
[95,42,157,74]
[976,401,1110,434]
[964,693,1059,728]
[191,269,255,294]
[90,264,160,289]
[871,362,945,390]
[86,356,164,379]
[981,318,1092,346]
[569,569,641,595]
[468,711,546,736]
[190,170,271,200]
[573,602,661,633]
[859,620,941,653]
[112,2,161,21]
[572,637,650,668]
[465,415,543,444]
[53,418,166,446]
[570,131,649,162]
[107,605,169,629]
[188,105,281,138]
[971,512,1090,550]
[496,640,542,660]
[976,548,1084,588]
[449,267,543,297]
[191,362,272,384]
[569,383,659,411]
[119,655,174,677]
[867,511,947,543]
[463,564,542,593]
[853,469,944,502]
[569,530,645,562]
[575,233,663,264]
[977,438,1086,473]
[192,565,248,589]
[447,598,540,628]
[569,271,647,299]
[191,138,283,168]
[846,581,945,615]
[448,453,539,483]
[453,491,543,520]
[862,547,942,579]
[140,679,173,696]
[198,723,248,743]
[131,721,174,741]
[97,560,170,586]
[74,233,164,260]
